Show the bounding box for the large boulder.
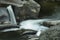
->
[13,0,40,23]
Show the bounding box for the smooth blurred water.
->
[20,19,50,36]
[20,19,49,31]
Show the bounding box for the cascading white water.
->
[20,19,50,36]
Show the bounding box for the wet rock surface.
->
[13,0,40,23]
[39,25,60,40]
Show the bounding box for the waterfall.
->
[19,19,50,36]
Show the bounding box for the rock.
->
[39,25,60,40]
[13,0,40,22]
[28,35,39,40]
[42,20,60,27]
[0,0,24,7]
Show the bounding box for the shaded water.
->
[0,8,9,21]
[0,31,21,40]
[43,6,60,20]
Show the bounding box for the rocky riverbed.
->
[0,0,60,40]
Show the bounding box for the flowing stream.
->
[20,19,50,36]
[19,6,60,36]
[0,6,60,40]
